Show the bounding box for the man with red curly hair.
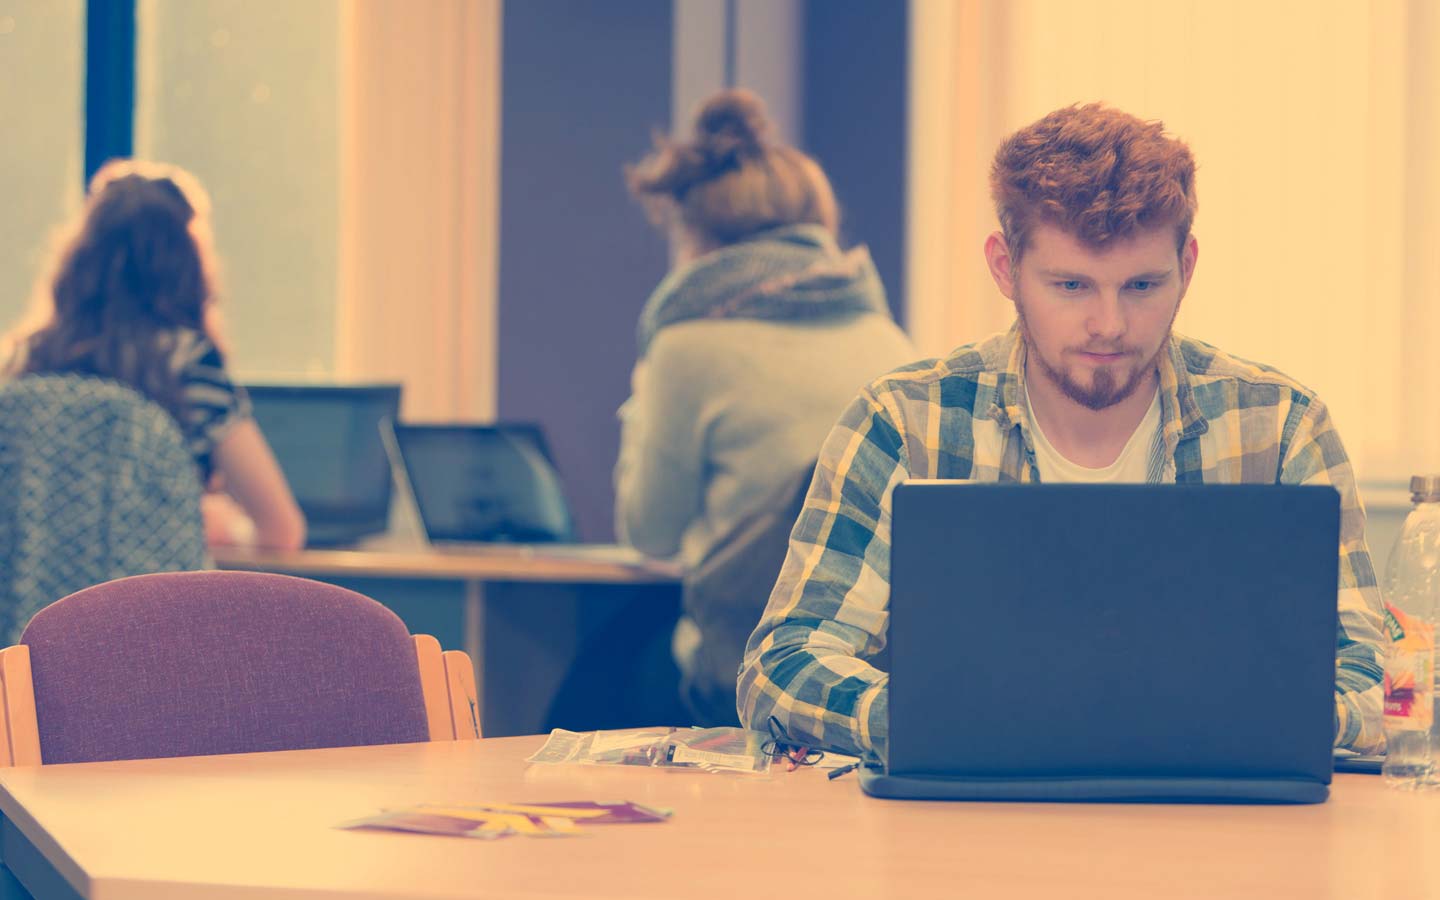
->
[738,103,1384,761]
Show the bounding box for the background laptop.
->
[244,383,401,547]
[385,422,577,545]
[861,482,1340,804]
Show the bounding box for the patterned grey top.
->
[0,375,208,641]
[2,328,250,484]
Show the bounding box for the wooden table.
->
[1,735,1436,899]
[212,544,683,586]
[213,545,683,737]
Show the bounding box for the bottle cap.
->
[1410,474,1440,503]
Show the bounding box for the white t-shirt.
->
[1025,384,1162,484]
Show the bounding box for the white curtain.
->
[909,0,1440,485]
[336,0,501,421]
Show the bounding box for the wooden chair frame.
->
[412,635,482,743]
[0,634,478,767]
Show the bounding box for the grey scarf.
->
[636,224,890,358]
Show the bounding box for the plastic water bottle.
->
[1382,474,1440,788]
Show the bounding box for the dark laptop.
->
[860,482,1340,804]
[244,383,402,547]
[385,423,577,545]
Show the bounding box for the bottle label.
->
[1384,603,1435,727]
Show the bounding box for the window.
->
[134,0,341,379]
[0,0,84,336]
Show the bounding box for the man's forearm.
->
[739,637,889,758]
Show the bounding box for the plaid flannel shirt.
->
[737,327,1386,759]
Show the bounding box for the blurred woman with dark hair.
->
[615,90,914,723]
[3,160,305,550]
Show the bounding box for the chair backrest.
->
[0,374,206,643]
[680,461,819,727]
[16,570,438,764]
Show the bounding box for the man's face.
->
[987,222,1197,411]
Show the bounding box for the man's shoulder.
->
[863,331,1012,400]
[1175,333,1323,407]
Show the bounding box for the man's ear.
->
[1178,235,1199,300]
[984,231,1018,301]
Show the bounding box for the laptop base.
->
[859,768,1329,804]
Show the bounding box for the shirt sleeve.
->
[1279,395,1386,754]
[173,331,251,480]
[613,331,709,560]
[736,386,908,760]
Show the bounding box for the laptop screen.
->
[244,383,401,546]
[389,423,576,544]
[885,482,1339,782]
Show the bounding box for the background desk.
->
[1,736,1435,899]
[212,545,683,737]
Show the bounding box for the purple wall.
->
[803,0,909,326]
[497,0,673,542]
[497,2,907,543]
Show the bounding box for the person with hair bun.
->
[613,89,914,725]
[3,159,305,551]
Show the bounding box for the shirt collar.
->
[1157,334,1210,451]
[986,326,1210,448]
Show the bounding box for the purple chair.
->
[0,570,479,766]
